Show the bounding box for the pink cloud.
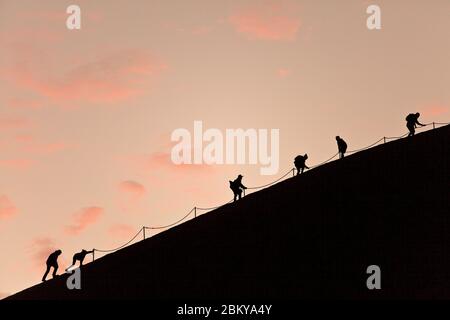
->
[23,141,68,155]
[0,116,30,130]
[421,105,449,117]
[8,97,43,110]
[118,181,146,215]
[229,2,301,41]
[119,180,146,197]
[30,237,57,264]
[11,134,70,155]
[0,159,35,170]
[28,237,67,272]
[108,224,136,239]
[0,26,63,45]
[277,68,291,78]
[6,50,168,107]
[0,195,18,220]
[65,207,103,235]
[146,152,216,174]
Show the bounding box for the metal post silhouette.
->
[143,227,146,240]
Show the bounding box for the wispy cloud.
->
[0,116,30,130]
[119,180,146,197]
[228,1,301,41]
[17,135,69,155]
[7,97,44,110]
[118,181,147,214]
[147,152,216,174]
[421,105,449,117]
[65,207,103,235]
[276,68,291,78]
[27,237,67,272]
[5,50,168,108]
[0,159,35,170]
[0,195,18,220]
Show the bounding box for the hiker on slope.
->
[294,154,309,175]
[230,174,247,202]
[406,112,425,137]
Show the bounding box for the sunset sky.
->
[0,0,449,297]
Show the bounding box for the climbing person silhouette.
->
[336,136,348,159]
[406,112,425,137]
[42,249,62,282]
[230,174,247,202]
[294,154,309,175]
[65,249,93,271]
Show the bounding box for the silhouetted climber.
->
[230,174,247,202]
[42,249,62,282]
[406,112,425,137]
[336,136,347,159]
[65,249,93,271]
[294,154,309,175]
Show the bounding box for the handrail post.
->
[433,122,435,129]
[194,207,197,218]
[92,249,95,262]
[383,137,386,144]
[292,168,295,177]
[143,227,146,240]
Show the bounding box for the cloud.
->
[8,97,43,110]
[0,195,18,220]
[65,207,103,235]
[27,237,66,270]
[10,134,69,155]
[421,105,449,117]
[25,142,67,155]
[0,116,30,130]
[119,181,146,197]
[141,152,216,175]
[28,237,68,273]
[277,68,291,78]
[228,2,301,41]
[30,237,56,264]
[21,139,68,155]
[118,181,146,214]
[6,50,168,107]
[0,159,35,170]
[108,224,136,239]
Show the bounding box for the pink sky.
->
[0,0,449,296]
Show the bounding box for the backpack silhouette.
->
[294,155,305,166]
[406,114,415,122]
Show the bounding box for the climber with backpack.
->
[230,174,247,202]
[406,112,425,137]
[294,154,309,175]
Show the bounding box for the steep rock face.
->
[7,125,450,300]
